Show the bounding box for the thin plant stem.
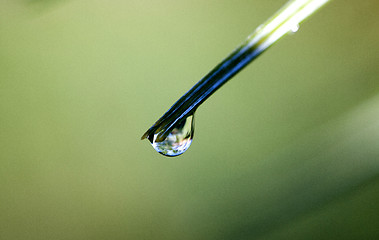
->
[142,0,330,142]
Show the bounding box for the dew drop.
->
[290,24,300,34]
[149,114,194,157]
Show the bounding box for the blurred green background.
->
[1,0,379,239]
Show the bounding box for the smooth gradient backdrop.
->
[1,1,379,239]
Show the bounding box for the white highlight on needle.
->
[248,0,330,55]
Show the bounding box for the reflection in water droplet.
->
[150,114,194,157]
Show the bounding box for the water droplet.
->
[149,114,194,157]
[290,24,300,33]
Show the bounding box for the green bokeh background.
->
[1,1,379,239]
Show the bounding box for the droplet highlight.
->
[149,115,194,157]
[290,24,300,33]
